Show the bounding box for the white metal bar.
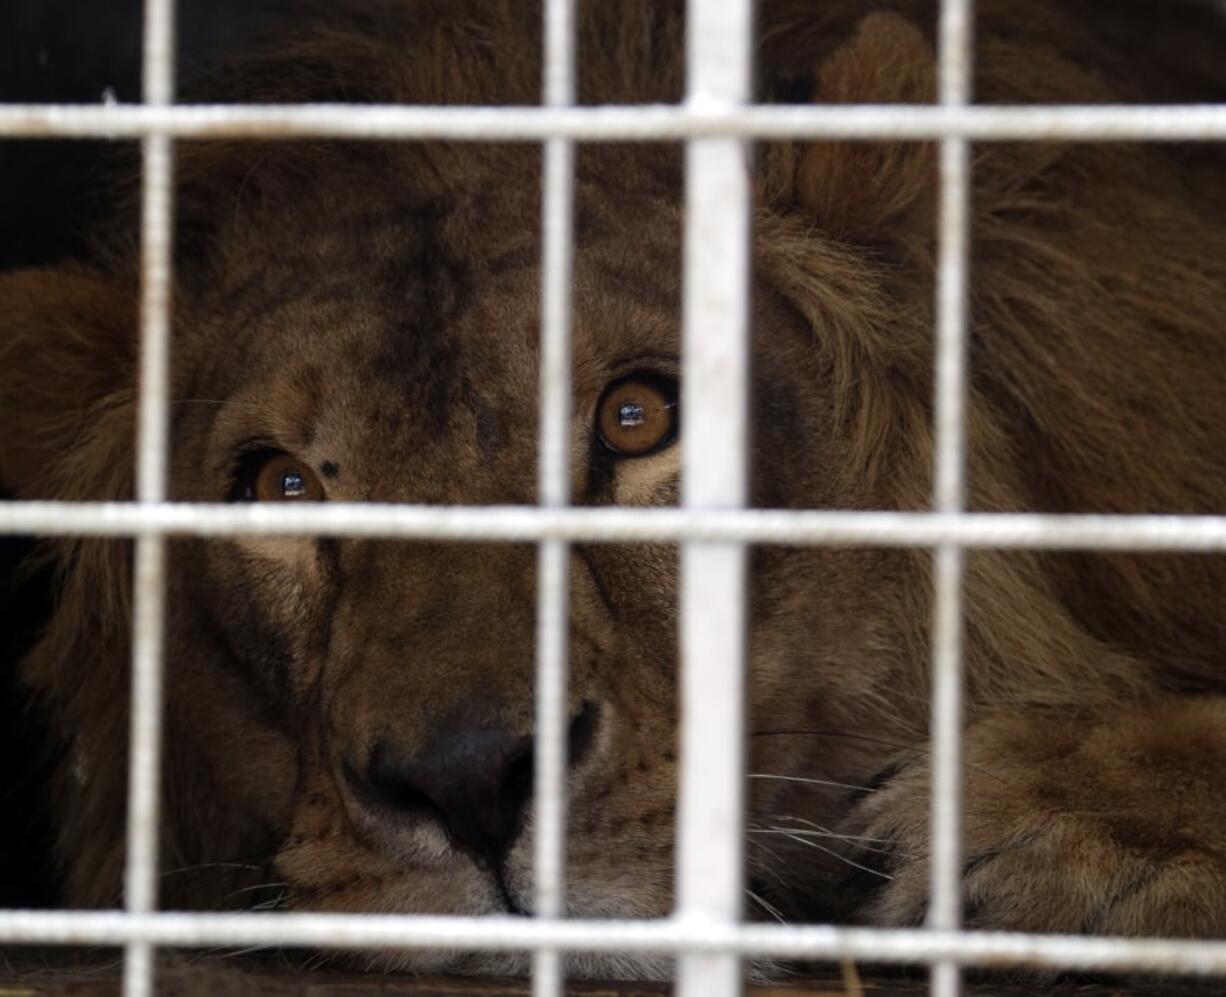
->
[938,3,975,109]
[533,1,576,995]
[928,1,975,995]
[928,539,965,997]
[5,912,1226,976]
[677,2,754,996]
[123,1,177,994]
[17,503,1226,551]
[5,103,1226,141]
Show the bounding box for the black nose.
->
[348,704,597,865]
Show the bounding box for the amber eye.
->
[232,451,325,502]
[596,374,679,457]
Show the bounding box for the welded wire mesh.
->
[2,0,1226,996]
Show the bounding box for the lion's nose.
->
[362,725,534,864]
[347,704,597,865]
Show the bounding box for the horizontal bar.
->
[3,911,1226,976]
[11,502,1226,551]
[2,103,1226,142]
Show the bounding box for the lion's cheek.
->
[211,725,298,831]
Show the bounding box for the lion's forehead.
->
[171,177,687,507]
[195,169,677,344]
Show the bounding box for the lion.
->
[3,0,1226,981]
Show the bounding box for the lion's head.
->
[4,0,1226,980]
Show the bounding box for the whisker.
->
[745,888,787,925]
[770,813,897,846]
[758,829,894,881]
[222,881,289,902]
[248,891,291,912]
[746,839,793,891]
[751,728,920,751]
[162,860,265,878]
[214,943,275,959]
[748,772,880,794]
[748,826,896,856]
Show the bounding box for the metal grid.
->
[3,0,1226,996]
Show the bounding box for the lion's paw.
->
[849,701,1226,937]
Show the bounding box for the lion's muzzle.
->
[339,703,600,876]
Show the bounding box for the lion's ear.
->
[760,12,937,248]
[0,267,137,499]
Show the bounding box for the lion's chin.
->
[352,945,782,983]
[352,947,676,981]
[282,876,679,980]
[284,887,681,981]
[278,832,682,980]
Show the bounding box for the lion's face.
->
[152,139,914,972]
[0,4,958,979]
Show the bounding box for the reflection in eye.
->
[596,374,679,457]
[618,402,647,428]
[255,455,324,502]
[230,450,326,503]
[281,471,308,498]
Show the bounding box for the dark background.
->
[0,0,297,909]
[0,0,298,269]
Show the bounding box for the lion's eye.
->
[232,451,325,502]
[596,374,679,457]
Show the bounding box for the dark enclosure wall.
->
[0,0,297,909]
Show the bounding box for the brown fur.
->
[3,0,1226,979]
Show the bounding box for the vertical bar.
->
[534,1,576,994]
[124,0,176,995]
[928,1,974,997]
[677,3,753,997]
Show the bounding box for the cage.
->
[3,1,1226,996]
